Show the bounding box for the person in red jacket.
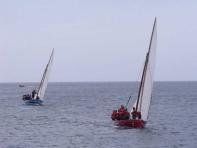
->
[111,105,130,120]
[111,110,119,120]
[131,107,142,120]
[118,105,125,112]
[118,105,130,120]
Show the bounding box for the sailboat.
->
[22,49,54,105]
[111,18,157,128]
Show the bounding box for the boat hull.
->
[115,119,145,128]
[25,99,43,105]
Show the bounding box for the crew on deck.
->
[32,90,41,100]
[118,105,126,112]
[131,107,141,120]
[32,90,37,98]
[111,105,130,120]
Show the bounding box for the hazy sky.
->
[0,0,197,82]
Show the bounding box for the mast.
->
[37,65,48,96]
[133,18,157,121]
[136,53,149,111]
[135,53,149,111]
[35,49,54,100]
[148,18,157,53]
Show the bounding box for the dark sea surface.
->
[0,82,196,148]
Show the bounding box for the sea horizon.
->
[1,80,197,83]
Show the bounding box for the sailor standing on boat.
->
[32,90,40,100]
[118,105,125,112]
[131,107,142,120]
[32,90,37,99]
[131,107,137,119]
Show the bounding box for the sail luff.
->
[140,18,157,121]
[36,49,54,100]
[148,18,157,53]
[138,53,149,111]
[135,53,148,111]
[38,49,54,91]
[132,18,157,121]
[36,65,48,97]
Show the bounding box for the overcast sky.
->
[0,0,197,82]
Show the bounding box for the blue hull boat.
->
[22,49,54,106]
[25,99,43,105]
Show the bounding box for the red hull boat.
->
[115,119,145,128]
[111,18,157,128]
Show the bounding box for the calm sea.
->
[0,82,196,148]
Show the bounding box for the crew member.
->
[32,90,37,98]
[131,107,142,119]
[131,107,137,119]
[111,110,118,120]
[118,105,125,112]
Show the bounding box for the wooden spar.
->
[135,18,156,111]
[135,53,149,111]
[125,96,131,109]
[148,18,157,53]
[139,53,149,111]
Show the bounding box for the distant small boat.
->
[19,85,25,87]
[111,18,157,128]
[22,49,54,105]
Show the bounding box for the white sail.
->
[35,49,54,100]
[132,18,157,121]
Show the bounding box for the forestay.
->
[132,18,157,121]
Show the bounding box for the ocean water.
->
[0,82,196,148]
